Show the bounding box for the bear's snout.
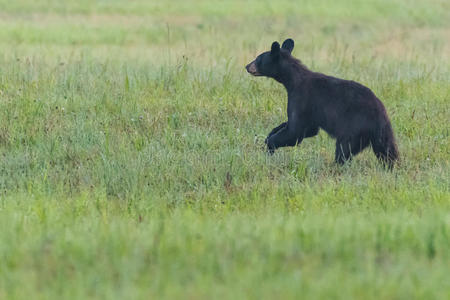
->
[246,61,261,76]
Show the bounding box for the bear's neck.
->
[276,61,313,91]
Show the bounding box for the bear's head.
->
[245,38,295,81]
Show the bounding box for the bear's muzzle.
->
[246,61,261,76]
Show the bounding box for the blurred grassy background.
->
[0,0,449,299]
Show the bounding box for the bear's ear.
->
[271,41,280,57]
[282,38,294,54]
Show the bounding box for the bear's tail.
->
[371,121,399,169]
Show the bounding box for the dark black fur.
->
[246,39,399,167]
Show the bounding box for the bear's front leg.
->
[266,125,303,154]
[265,122,287,144]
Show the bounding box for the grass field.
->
[0,0,449,299]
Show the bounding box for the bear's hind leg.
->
[372,141,398,169]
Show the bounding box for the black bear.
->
[246,39,398,167]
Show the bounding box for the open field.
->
[0,0,449,299]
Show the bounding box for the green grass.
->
[0,0,449,299]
